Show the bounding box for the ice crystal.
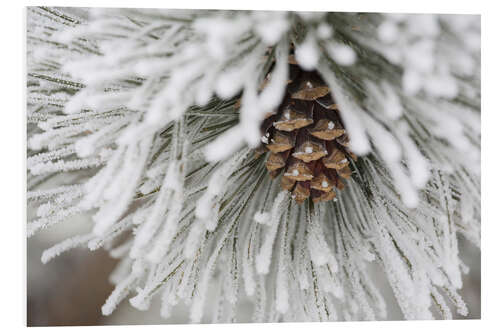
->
[27,7,480,323]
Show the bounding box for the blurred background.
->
[27,213,480,326]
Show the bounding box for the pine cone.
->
[259,61,356,204]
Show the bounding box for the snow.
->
[253,12,289,45]
[426,75,458,99]
[146,163,185,263]
[242,227,257,296]
[101,260,145,316]
[363,112,402,164]
[41,234,93,264]
[396,124,430,189]
[130,179,174,259]
[254,211,270,224]
[402,69,422,95]
[256,191,289,275]
[204,126,246,162]
[183,220,205,259]
[306,204,334,267]
[295,32,319,71]
[93,137,152,236]
[327,43,357,66]
[378,21,399,43]
[27,206,82,238]
[276,213,290,314]
[408,15,439,37]
[215,70,244,100]
[316,23,333,39]
[197,149,249,230]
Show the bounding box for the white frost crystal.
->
[295,32,320,70]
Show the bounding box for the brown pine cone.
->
[258,62,356,204]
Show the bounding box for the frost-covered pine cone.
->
[27,7,480,323]
[258,57,356,204]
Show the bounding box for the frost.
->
[256,191,289,274]
[27,7,480,323]
[253,12,289,45]
[373,13,479,98]
[295,32,319,70]
[204,126,246,162]
[378,21,398,43]
[41,234,93,264]
[326,43,357,66]
[316,23,333,40]
[183,220,205,259]
[254,211,270,225]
